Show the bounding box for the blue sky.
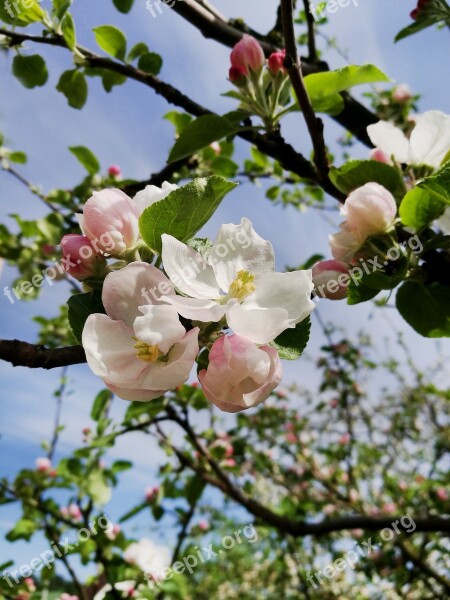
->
[0,0,449,576]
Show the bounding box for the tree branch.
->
[0,339,86,369]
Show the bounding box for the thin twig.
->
[302,0,318,61]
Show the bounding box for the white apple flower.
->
[82,262,199,401]
[367,110,450,169]
[124,538,171,573]
[133,181,178,215]
[93,581,138,600]
[160,218,314,345]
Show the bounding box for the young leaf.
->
[61,13,76,50]
[139,176,238,253]
[112,0,134,13]
[69,145,100,174]
[92,25,127,61]
[127,42,149,62]
[0,0,44,26]
[138,52,163,75]
[57,69,88,109]
[91,389,112,421]
[67,291,105,343]
[12,55,48,89]
[271,317,311,360]
[399,187,445,232]
[330,160,405,199]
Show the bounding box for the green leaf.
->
[102,70,127,92]
[0,0,44,26]
[138,52,162,75]
[86,470,111,505]
[185,475,206,507]
[395,18,437,42]
[347,275,380,305]
[112,0,134,13]
[57,69,88,109]
[168,114,242,163]
[119,502,148,523]
[69,145,100,174]
[91,389,112,421]
[417,163,450,205]
[127,42,149,62]
[52,0,72,21]
[396,281,450,337]
[399,187,445,232]
[210,157,238,178]
[61,13,76,50]
[67,291,105,343]
[124,397,165,421]
[139,176,238,254]
[6,519,37,542]
[12,55,48,89]
[93,25,127,60]
[165,111,193,135]
[8,151,27,164]
[271,317,311,360]
[330,160,405,199]
[111,460,133,474]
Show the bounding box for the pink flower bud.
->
[68,504,82,521]
[268,49,286,75]
[436,487,448,501]
[229,65,248,86]
[285,433,297,444]
[312,259,350,300]
[209,142,221,155]
[108,165,122,177]
[370,148,391,163]
[61,235,106,281]
[41,244,56,255]
[80,189,140,256]
[342,183,397,238]
[198,520,209,531]
[230,34,265,75]
[223,458,236,468]
[145,486,159,502]
[35,457,51,472]
[392,84,412,103]
[199,335,283,413]
[82,427,91,436]
[339,433,351,445]
[382,502,397,513]
[106,523,121,540]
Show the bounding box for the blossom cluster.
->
[63,185,314,412]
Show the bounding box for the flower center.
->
[133,339,163,363]
[228,270,256,302]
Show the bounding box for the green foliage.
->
[330,160,405,199]
[271,317,311,360]
[396,281,450,337]
[0,0,44,26]
[139,176,238,253]
[138,52,163,75]
[61,13,76,50]
[399,186,445,231]
[93,25,127,60]
[57,69,88,109]
[69,145,100,174]
[67,291,105,343]
[12,55,48,89]
[112,0,134,13]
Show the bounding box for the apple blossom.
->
[312,259,350,300]
[35,457,51,472]
[230,34,265,75]
[82,262,199,401]
[124,538,171,573]
[229,65,248,85]
[161,218,314,345]
[392,84,412,103]
[108,165,121,177]
[198,334,283,413]
[133,181,178,215]
[106,523,121,540]
[268,49,286,75]
[78,188,140,256]
[367,110,450,168]
[94,583,136,600]
[61,234,107,281]
[370,148,390,163]
[145,486,159,502]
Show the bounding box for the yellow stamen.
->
[133,339,163,363]
[228,270,256,302]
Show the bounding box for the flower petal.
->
[212,218,275,290]
[226,303,289,345]
[133,181,178,215]
[102,262,174,327]
[82,314,146,384]
[409,110,450,168]
[366,121,409,164]
[161,295,227,323]
[161,235,220,298]
[105,383,165,402]
[134,304,186,354]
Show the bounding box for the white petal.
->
[105,383,165,402]
[133,181,178,215]
[82,314,146,384]
[161,235,220,299]
[102,262,174,327]
[139,328,199,390]
[366,121,409,163]
[409,111,450,168]
[134,304,186,354]
[226,303,289,345]
[161,294,227,322]
[435,206,450,234]
[212,218,275,290]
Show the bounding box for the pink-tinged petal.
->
[60,234,105,280]
[102,262,174,327]
[230,34,265,73]
[212,218,275,291]
[328,224,363,264]
[134,304,185,354]
[161,295,227,323]
[366,121,409,163]
[105,383,165,402]
[83,188,140,255]
[312,260,350,300]
[341,183,397,238]
[138,328,199,390]
[409,110,450,168]
[82,314,146,384]
[199,335,283,412]
[161,235,220,299]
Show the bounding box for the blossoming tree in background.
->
[0,0,449,598]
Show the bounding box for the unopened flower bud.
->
[268,49,286,75]
[312,259,350,300]
[61,234,107,281]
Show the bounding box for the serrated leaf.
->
[417,163,450,204]
[399,187,445,232]
[271,317,311,360]
[57,69,88,109]
[139,176,238,254]
[67,291,105,343]
[12,55,48,89]
[93,25,127,61]
[168,114,242,163]
[69,145,100,174]
[330,160,405,199]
